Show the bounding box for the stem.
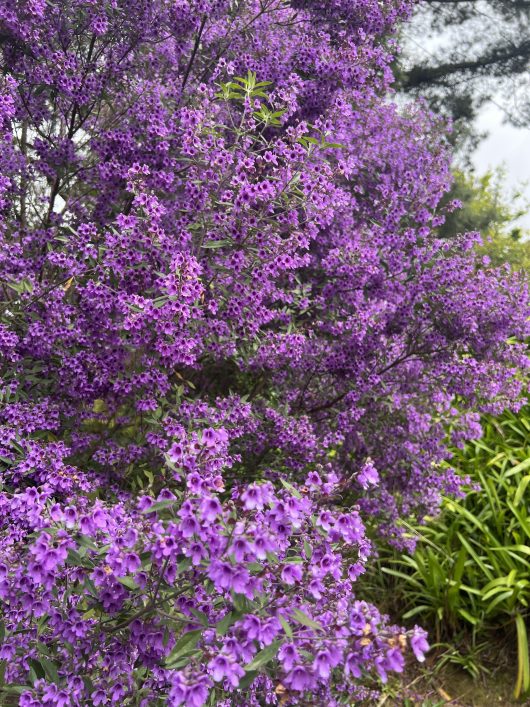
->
[181,15,207,91]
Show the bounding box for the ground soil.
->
[383,658,530,706]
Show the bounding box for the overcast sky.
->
[401,6,530,232]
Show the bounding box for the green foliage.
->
[215,70,274,102]
[438,169,530,272]
[439,170,523,238]
[374,406,530,698]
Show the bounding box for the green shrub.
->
[377,406,530,698]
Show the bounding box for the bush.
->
[380,406,530,698]
[0,1,528,705]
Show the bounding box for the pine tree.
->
[400,1,530,134]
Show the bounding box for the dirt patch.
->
[382,661,530,706]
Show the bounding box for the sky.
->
[401,3,530,232]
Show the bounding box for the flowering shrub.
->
[0,1,527,705]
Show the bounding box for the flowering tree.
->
[0,1,527,705]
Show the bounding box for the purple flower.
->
[50,503,64,522]
[186,682,210,707]
[308,579,324,599]
[285,665,314,691]
[253,535,273,560]
[306,471,322,487]
[232,569,254,598]
[208,655,245,687]
[64,506,77,528]
[345,652,362,678]
[201,428,217,448]
[123,552,141,573]
[168,441,185,461]
[92,690,108,706]
[0,0,528,703]
[278,643,300,671]
[313,650,332,679]
[260,618,280,645]
[411,628,430,662]
[242,615,261,640]
[92,508,108,529]
[200,497,222,522]
[317,511,334,531]
[230,538,250,562]
[385,647,405,673]
[138,496,153,512]
[208,561,233,590]
[357,460,379,489]
[281,563,303,585]
[188,542,206,566]
[240,484,264,511]
[111,683,126,702]
[180,516,199,538]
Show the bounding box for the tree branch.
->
[181,15,207,91]
[403,40,530,89]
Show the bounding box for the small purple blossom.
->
[411,628,430,662]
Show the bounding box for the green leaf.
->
[280,478,301,498]
[117,576,140,590]
[485,589,513,614]
[244,641,280,672]
[40,657,59,684]
[265,552,279,565]
[514,475,530,507]
[66,549,93,568]
[141,499,176,514]
[237,670,258,690]
[507,501,530,542]
[201,240,231,249]
[190,608,209,627]
[93,398,107,414]
[2,685,28,695]
[402,605,433,620]
[37,614,49,635]
[177,557,192,575]
[506,457,530,478]
[28,658,45,680]
[76,534,98,550]
[164,629,203,668]
[278,615,293,638]
[515,613,530,698]
[232,593,252,614]
[246,562,263,573]
[457,608,480,625]
[216,612,240,636]
[291,608,323,632]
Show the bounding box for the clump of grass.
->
[362,405,530,700]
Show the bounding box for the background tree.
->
[397,0,530,151]
[437,168,530,271]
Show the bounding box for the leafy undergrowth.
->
[359,405,530,705]
[379,653,525,706]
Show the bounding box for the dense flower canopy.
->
[0,1,528,705]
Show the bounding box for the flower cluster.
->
[0,0,527,705]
